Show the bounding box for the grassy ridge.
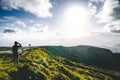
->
[0,47,11,51]
[0,54,17,80]
[43,46,120,71]
[0,48,120,80]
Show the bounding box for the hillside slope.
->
[0,48,120,80]
[43,45,120,71]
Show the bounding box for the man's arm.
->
[18,43,22,47]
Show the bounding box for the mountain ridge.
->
[42,45,120,71]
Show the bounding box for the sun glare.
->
[61,4,90,37]
[64,5,88,26]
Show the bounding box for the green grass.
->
[0,47,11,51]
[0,48,120,80]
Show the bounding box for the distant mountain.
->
[0,48,120,80]
[43,45,120,71]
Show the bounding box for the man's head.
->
[14,41,18,45]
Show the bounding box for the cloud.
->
[3,27,23,34]
[0,22,61,46]
[29,25,49,33]
[96,0,120,23]
[29,20,34,23]
[111,0,120,20]
[93,0,120,34]
[90,0,105,3]
[90,0,105,4]
[3,29,15,33]
[1,20,26,28]
[0,16,26,28]
[14,21,26,27]
[88,2,97,15]
[0,0,52,18]
[111,30,120,33]
[96,0,113,23]
[104,21,120,33]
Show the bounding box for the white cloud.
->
[1,0,52,18]
[94,0,120,34]
[88,2,97,15]
[0,23,58,46]
[29,20,34,23]
[4,20,26,28]
[29,26,43,33]
[96,0,112,23]
[90,0,105,3]
[96,0,119,23]
[104,20,120,33]
[33,23,43,28]
[15,21,26,27]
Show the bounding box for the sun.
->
[61,4,90,37]
[64,5,88,26]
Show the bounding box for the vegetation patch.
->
[0,48,120,80]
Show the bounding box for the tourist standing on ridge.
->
[12,41,22,67]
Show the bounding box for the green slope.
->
[43,46,120,71]
[0,48,120,80]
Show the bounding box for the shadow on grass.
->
[9,66,46,80]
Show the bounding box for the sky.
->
[0,0,120,52]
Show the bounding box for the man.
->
[12,41,22,67]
